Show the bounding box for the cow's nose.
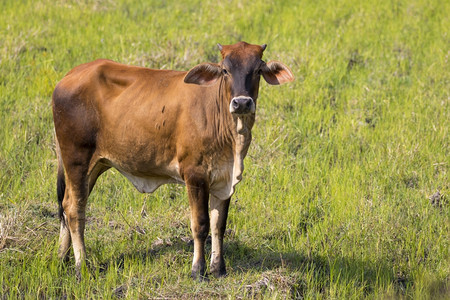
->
[229,96,255,114]
[231,99,240,110]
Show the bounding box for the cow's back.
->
[52,59,186,146]
[52,59,211,180]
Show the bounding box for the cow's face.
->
[184,42,294,115]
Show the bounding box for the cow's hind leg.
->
[62,166,89,278]
[59,216,71,261]
[185,171,210,281]
[59,161,107,280]
[209,196,230,277]
[56,144,71,260]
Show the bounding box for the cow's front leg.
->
[210,195,230,277]
[185,173,210,280]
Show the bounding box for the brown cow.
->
[52,41,294,280]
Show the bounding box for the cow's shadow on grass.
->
[95,235,411,297]
[96,237,192,273]
[236,242,410,297]
[224,240,398,297]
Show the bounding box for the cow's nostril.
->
[230,97,254,114]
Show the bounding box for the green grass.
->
[1,0,449,298]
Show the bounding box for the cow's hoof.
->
[75,267,82,282]
[191,271,209,282]
[210,258,227,278]
[211,268,227,278]
[191,261,207,281]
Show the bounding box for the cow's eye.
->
[256,68,262,75]
[222,69,229,75]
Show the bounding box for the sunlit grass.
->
[1,0,448,298]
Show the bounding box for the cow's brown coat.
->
[52,42,294,279]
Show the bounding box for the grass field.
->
[0,0,449,298]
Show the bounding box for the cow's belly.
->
[116,162,241,199]
[107,159,184,193]
[100,153,243,199]
[120,171,183,193]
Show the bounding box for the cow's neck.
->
[216,79,255,192]
[231,113,253,158]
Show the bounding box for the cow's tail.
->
[55,135,66,222]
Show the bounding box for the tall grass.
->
[1,0,448,298]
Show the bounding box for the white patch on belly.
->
[114,161,184,193]
[121,172,180,193]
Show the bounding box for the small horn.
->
[261,44,267,51]
[217,43,223,51]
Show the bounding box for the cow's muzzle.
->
[229,96,255,114]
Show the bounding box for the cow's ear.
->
[261,61,294,85]
[184,63,221,86]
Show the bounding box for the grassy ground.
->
[0,0,449,298]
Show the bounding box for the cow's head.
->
[184,42,294,115]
